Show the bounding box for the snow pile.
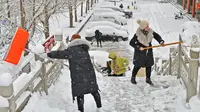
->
[29,44,45,54]
[0,73,12,86]
[0,62,14,76]
[13,73,29,95]
[180,21,200,46]
[0,96,9,107]
[22,93,65,112]
[189,96,200,112]
[89,51,109,67]
[52,28,62,35]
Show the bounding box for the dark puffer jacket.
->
[47,39,99,100]
[129,28,164,67]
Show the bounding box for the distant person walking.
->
[95,30,102,47]
[119,3,123,9]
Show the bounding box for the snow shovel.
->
[142,41,183,50]
[3,27,29,65]
[3,27,69,67]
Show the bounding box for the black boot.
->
[131,67,141,84]
[131,77,137,84]
[92,91,102,108]
[77,96,84,112]
[146,78,153,85]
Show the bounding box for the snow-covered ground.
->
[22,51,195,112]
[19,0,200,112]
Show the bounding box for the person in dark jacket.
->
[129,19,165,85]
[47,34,102,112]
[119,3,123,9]
[95,30,102,47]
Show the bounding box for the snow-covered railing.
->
[0,39,64,112]
[155,36,199,102]
[0,2,99,111]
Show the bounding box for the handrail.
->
[154,35,199,103]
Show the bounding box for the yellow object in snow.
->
[137,68,145,77]
[134,6,137,10]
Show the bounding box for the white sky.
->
[1,0,200,112]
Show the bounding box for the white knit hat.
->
[137,19,149,29]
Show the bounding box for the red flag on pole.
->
[4,27,29,65]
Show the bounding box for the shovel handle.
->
[143,41,183,50]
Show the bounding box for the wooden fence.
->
[0,41,64,112]
[154,35,199,102]
[0,2,97,111]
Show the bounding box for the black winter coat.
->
[95,30,102,41]
[129,28,164,67]
[47,39,99,99]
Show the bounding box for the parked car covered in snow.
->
[158,0,168,3]
[100,6,132,18]
[91,12,127,25]
[85,25,128,42]
[86,21,128,33]
[94,8,125,16]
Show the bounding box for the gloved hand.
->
[139,47,145,51]
[160,41,165,47]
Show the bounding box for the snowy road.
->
[22,0,194,112]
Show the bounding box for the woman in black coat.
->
[129,19,164,85]
[47,34,102,112]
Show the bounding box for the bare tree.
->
[87,0,89,10]
[81,1,83,16]
[68,0,73,27]
[91,0,93,8]
[7,0,10,18]
[85,0,88,13]
[74,0,77,22]
[20,0,26,29]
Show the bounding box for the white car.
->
[91,12,127,25]
[86,21,128,33]
[100,6,132,18]
[85,25,128,41]
[158,0,168,3]
[94,8,125,16]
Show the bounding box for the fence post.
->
[169,54,172,75]
[42,62,48,95]
[177,35,182,78]
[8,97,16,112]
[0,78,14,112]
[186,49,199,102]
[154,57,159,72]
[169,47,175,75]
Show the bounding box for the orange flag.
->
[4,27,29,65]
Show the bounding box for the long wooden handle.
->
[143,41,183,50]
